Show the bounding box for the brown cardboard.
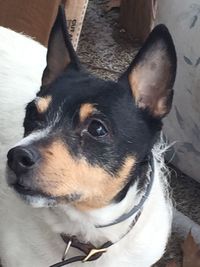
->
[0,0,60,46]
[0,0,88,48]
[120,0,158,43]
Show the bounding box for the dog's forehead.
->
[39,73,126,116]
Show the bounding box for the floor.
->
[77,1,200,266]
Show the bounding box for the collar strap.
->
[96,152,154,228]
[50,234,112,267]
[50,210,141,267]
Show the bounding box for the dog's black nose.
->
[7,146,40,175]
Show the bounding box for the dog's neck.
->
[41,181,138,243]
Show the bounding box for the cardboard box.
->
[120,0,157,43]
[0,0,60,46]
[0,0,88,49]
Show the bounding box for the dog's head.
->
[7,7,176,210]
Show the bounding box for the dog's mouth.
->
[8,182,56,207]
[13,182,81,207]
[6,167,81,207]
[13,182,42,196]
[11,180,58,207]
[6,167,39,196]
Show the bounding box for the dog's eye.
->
[87,120,108,138]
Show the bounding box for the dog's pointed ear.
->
[119,24,177,119]
[42,5,80,87]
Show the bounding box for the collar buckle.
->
[62,239,72,261]
[82,248,107,262]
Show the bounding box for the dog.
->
[0,6,177,267]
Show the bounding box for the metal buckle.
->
[62,240,72,261]
[82,248,107,262]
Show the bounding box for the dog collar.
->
[50,153,154,267]
[96,152,154,228]
[50,211,141,267]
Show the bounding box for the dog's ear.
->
[119,24,177,119]
[42,5,80,87]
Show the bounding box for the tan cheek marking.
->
[37,141,135,210]
[75,156,135,211]
[79,103,97,122]
[36,96,52,113]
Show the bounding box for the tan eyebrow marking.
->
[79,103,97,122]
[35,96,52,113]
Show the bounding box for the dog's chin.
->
[20,194,58,208]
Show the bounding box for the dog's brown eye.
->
[87,120,108,138]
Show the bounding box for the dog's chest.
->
[0,197,171,267]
